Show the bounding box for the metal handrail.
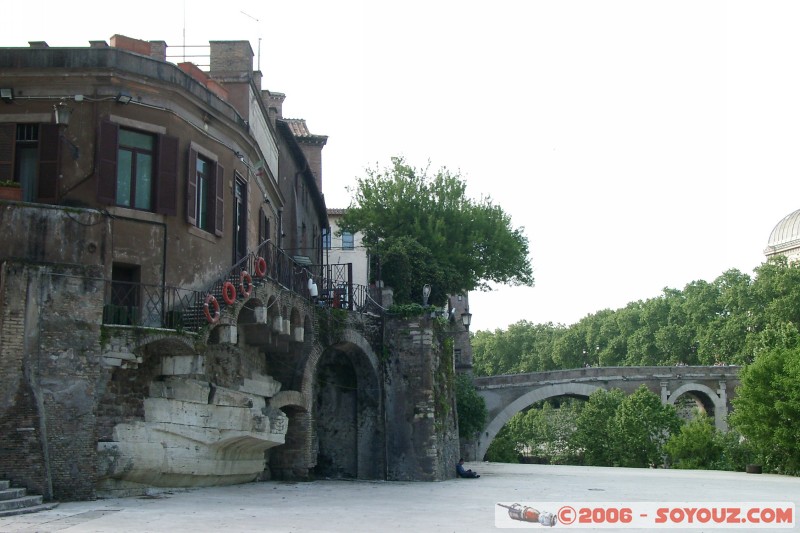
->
[102,240,375,331]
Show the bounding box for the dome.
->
[765,208,800,257]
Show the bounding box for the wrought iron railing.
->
[102,239,373,331]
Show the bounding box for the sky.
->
[5,1,800,332]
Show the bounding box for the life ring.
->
[240,270,253,298]
[255,256,267,278]
[222,281,237,305]
[203,294,220,324]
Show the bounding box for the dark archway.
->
[313,342,383,479]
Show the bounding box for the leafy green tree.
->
[610,386,681,468]
[485,425,520,463]
[664,415,722,469]
[339,157,533,305]
[729,344,800,475]
[572,389,626,466]
[455,373,488,439]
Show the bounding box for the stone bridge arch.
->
[476,382,601,462]
[470,366,740,461]
[665,382,728,431]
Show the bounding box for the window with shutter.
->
[97,121,176,214]
[187,149,223,236]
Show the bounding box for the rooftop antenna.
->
[182,0,186,62]
[240,10,261,71]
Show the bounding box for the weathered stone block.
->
[240,374,281,398]
[161,355,205,376]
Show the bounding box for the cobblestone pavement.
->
[1,462,798,532]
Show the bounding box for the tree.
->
[572,388,626,466]
[664,415,722,469]
[610,386,681,468]
[339,157,533,305]
[728,344,800,475]
[455,373,488,439]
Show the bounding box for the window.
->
[105,263,141,326]
[97,121,178,214]
[0,122,59,202]
[116,129,154,210]
[342,231,354,250]
[195,154,211,231]
[322,228,331,249]
[186,145,224,236]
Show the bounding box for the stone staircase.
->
[0,480,58,517]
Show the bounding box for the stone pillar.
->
[716,380,728,431]
[383,318,460,481]
[660,381,670,404]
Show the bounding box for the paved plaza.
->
[1,462,798,532]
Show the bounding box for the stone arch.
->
[300,329,383,480]
[476,383,602,461]
[667,382,727,431]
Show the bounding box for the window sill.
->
[187,225,218,243]
[106,206,164,224]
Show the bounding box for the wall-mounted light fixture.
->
[53,101,79,160]
[53,100,72,126]
[0,88,13,102]
[461,311,472,330]
[115,92,132,104]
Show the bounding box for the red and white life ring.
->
[203,294,220,324]
[255,256,267,278]
[240,270,253,298]
[222,281,237,305]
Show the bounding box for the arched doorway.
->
[313,342,383,479]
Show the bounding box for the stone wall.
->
[383,317,460,481]
[0,262,106,500]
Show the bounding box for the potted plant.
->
[0,179,22,201]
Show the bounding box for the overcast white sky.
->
[6,1,800,332]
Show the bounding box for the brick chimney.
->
[208,41,255,122]
[263,90,285,125]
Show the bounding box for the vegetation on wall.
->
[454,373,487,439]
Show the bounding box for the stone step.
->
[0,494,43,512]
[0,502,59,518]
[0,480,8,490]
[0,487,27,501]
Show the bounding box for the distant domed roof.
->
[766,209,800,255]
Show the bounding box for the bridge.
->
[470,365,741,461]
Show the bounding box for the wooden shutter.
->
[186,147,197,225]
[213,163,225,237]
[96,121,118,204]
[155,134,178,215]
[0,124,15,182]
[37,124,60,203]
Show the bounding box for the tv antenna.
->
[240,11,262,71]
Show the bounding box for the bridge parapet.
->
[474,365,740,389]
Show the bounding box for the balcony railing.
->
[102,240,373,331]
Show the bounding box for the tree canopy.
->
[338,157,533,306]
[472,256,800,376]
